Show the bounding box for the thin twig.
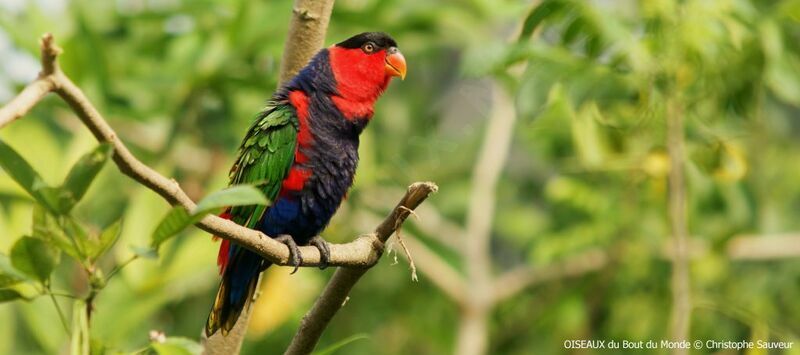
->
[398,206,419,221]
[393,228,418,282]
[47,286,71,334]
[355,208,468,306]
[51,291,80,299]
[360,187,464,252]
[391,207,418,281]
[105,255,138,282]
[401,235,467,306]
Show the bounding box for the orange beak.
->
[385,48,407,80]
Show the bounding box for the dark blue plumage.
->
[265,49,365,243]
[207,32,405,336]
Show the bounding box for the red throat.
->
[328,46,393,120]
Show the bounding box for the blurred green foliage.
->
[1,0,800,354]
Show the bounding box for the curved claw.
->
[309,236,331,270]
[275,234,302,274]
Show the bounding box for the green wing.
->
[228,103,298,229]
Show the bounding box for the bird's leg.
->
[309,236,331,270]
[275,234,302,274]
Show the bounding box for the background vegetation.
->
[1,0,800,354]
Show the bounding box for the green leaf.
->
[86,219,122,261]
[194,185,268,214]
[32,206,84,261]
[151,185,268,249]
[313,334,369,355]
[151,207,195,249]
[90,338,106,355]
[10,236,61,282]
[0,253,29,287]
[0,288,24,303]
[35,187,63,214]
[765,55,800,105]
[0,139,59,212]
[518,0,564,42]
[58,143,113,213]
[62,217,91,261]
[151,337,203,355]
[0,138,43,195]
[571,102,606,167]
[71,299,90,355]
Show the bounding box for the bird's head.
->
[328,32,406,103]
[333,32,406,80]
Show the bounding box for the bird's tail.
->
[205,213,269,336]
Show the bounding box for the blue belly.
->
[259,196,332,245]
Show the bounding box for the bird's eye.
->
[362,42,375,53]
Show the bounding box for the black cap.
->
[335,32,398,50]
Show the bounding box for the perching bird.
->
[205,32,406,336]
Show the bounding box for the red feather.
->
[215,211,232,275]
[281,167,312,193]
[288,90,313,147]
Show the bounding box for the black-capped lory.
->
[206,32,407,336]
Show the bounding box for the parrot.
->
[205,32,407,336]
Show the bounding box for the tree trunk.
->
[667,96,691,355]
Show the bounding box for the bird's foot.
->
[309,236,331,270]
[275,234,302,274]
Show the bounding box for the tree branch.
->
[456,82,516,355]
[727,234,800,260]
[284,182,437,355]
[0,37,58,129]
[492,249,608,304]
[278,0,336,84]
[667,96,691,355]
[0,78,54,129]
[0,32,437,354]
[358,206,468,307]
[360,187,465,252]
[664,234,800,261]
[353,209,467,306]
